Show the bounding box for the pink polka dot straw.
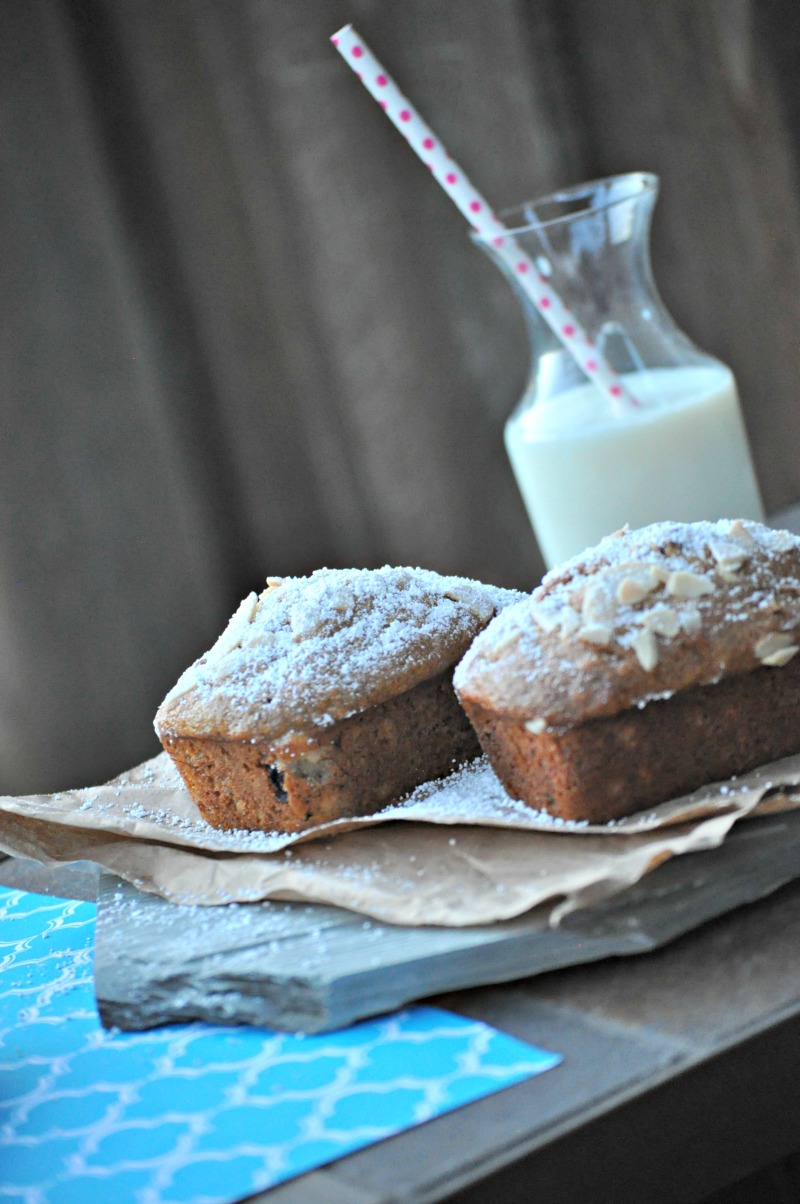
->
[331,24,638,409]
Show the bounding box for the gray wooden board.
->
[93,809,800,1034]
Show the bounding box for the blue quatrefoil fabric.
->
[0,885,560,1203]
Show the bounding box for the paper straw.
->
[331,24,638,408]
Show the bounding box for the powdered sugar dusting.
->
[455,519,800,726]
[533,519,800,664]
[156,567,522,741]
[7,749,795,886]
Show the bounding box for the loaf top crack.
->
[454,519,800,728]
[155,567,523,742]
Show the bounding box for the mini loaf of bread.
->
[155,566,522,833]
[454,519,800,823]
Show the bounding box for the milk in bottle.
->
[475,172,765,570]
[504,363,763,569]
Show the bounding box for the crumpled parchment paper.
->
[0,752,797,926]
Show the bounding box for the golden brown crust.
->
[456,520,800,822]
[461,655,800,822]
[455,520,800,729]
[155,566,523,832]
[162,669,480,833]
[156,567,520,744]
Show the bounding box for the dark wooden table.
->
[2,854,799,1204]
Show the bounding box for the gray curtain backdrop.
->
[3,0,800,792]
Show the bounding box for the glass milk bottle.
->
[475,172,764,570]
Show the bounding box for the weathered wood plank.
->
[94,809,800,1034]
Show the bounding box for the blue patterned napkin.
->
[0,886,561,1203]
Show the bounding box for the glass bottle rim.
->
[471,171,659,242]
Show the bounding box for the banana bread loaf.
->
[155,566,522,832]
[454,519,800,823]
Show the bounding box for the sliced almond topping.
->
[770,529,797,553]
[530,604,561,634]
[617,573,658,605]
[266,576,284,588]
[577,623,613,646]
[680,606,702,635]
[755,632,798,663]
[525,717,547,735]
[717,566,741,585]
[532,603,582,638]
[755,631,795,657]
[558,608,581,637]
[290,600,324,640]
[485,630,522,660]
[708,539,745,570]
[208,591,260,661]
[761,646,799,667]
[727,519,756,545]
[632,628,659,671]
[327,583,358,614]
[446,589,495,623]
[472,598,497,623]
[642,606,680,638]
[617,578,646,605]
[665,570,715,598]
[241,627,276,651]
[161,661,203,706]
[581,582,616,624]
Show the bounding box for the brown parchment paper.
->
[0,752,798,926]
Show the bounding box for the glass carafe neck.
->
[475,172,717,407]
